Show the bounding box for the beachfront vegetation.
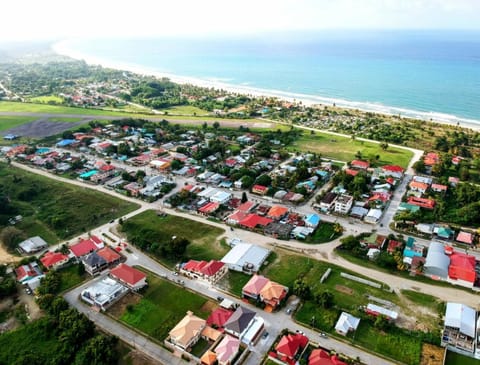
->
[0,163,139,248]
[120,210,225,267]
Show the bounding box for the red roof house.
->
[40,251,69,269]
[109,263,147,290]
[267,205,289,220]
[448,252,476,286]
[242,275,270,300]
[431,183,447,193]
[351,160,370,170]
[387,240,403,254]
[206,307,234,329]
[198,202,220,215]
[407,196,435,209]
[381,165,404,178]
[239,214,273,229]
[96,246,121,264]
[237,201,256,212]
[345,168,359,177]
[424,152,440,166]
[70,238,98,258]
[181,260,227,283]
[309,349,348,365]
[252,184,268,195]
[456,231,474,245]
[275,334,309,365]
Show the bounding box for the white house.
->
[335,312,360,336]
[334,194,353,215]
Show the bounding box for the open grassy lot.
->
[0,164,139,244]
[289,133,413,167]
[57,264,87,293]
[47,117,85,123]
[159,105,211,116]
[445,351,480,365]
[118,268,213,341]
[29,95,64,104]
[121,210,225,267]
[400,290,443,311]
[0,115,38,131]
[304,222,341,244]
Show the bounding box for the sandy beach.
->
[52,40,480,132]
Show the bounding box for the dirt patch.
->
[335,285,354,295]
[0,244,21,265]
[108,292,142,318]
[200,300,217,313]
[127,350,162,365]
[3,118,87,138]
[420,343,445,365]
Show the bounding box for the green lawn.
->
[57,264,87,293]
[304,222,342,244]
[0,164,139,244]
[159,105,211,116]
[47,117,85,123]
[289,133,413,168]
[0,115,38,131]
[121,210,225,267]
[119,269,213,341]
[227,271,252,297]
[29,95,64,104]
[445,351,480,365]
[400,290,443,312]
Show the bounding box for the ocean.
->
[55,30,480,125]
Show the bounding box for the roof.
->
[407,196,435,209]
[431,183,447,191]
[267,205,289,218]
[18,236,48,253]
[335,312,360,334]
[305,213,320,227]
[321,192,337,204]
[237,201,256,212]
[243,275,270,296]
[448,252,476,283]
[70,239,98,257]
[110,263,147,286]
[221,242,270,271]
[351,159,370,169]
[96,246,121,263]
[15,262,43,282]
[224,306,256,334]
[201,326,222,341]
[366,303,398,320]
[40,251,69,268]
[252,184,268,192]
[275,333,309,358]
[382,165,404,173]
[169,311,206,348]
[227,211,249,223]
[409,181,429,191]
[200,350,217,365]
[445,302,476,337]
[456,231,473,244]
[345,168,359,176]
[207,308,234,328]
[215,335,240,363]
[425,242,450,278]
[83,252,107,268]
[239,214,273,228]
[198,201,220,214]
[260,280,288,302]
[183,259,225,277]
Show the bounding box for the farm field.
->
[289,132,413,168]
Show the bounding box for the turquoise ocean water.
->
[58,31,480,124]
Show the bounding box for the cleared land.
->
[114,268,214,341]
[3,118,87,137]
[0,164,139,244]
[445,351,480,365]
[121,210,225,267]
[0,115,38,132]
[289,133,413,168]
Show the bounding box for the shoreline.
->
[52,40,480,132]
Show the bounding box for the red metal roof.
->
[449,252,476,283]
[198,202,220,214]
[382,165,404,173]
[237,201,255,212]
[183,259,225,277]
[276,334,309,359]
[96,246,121,263]
[40,251,69,268]
[252,184,268,192]
[351,160,370,169]
[345,168,359,176]
[456,231,473,244]
[239,214,273,229]
[70,239,97,257]
[110,263,146,285]
[407,196,435,209]
[206,307,234,328]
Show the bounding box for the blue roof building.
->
[305,213,320,228]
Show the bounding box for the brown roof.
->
[169,311,206,348]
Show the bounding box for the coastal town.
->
[0,57,479,365]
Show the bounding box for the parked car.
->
[262,331,269,339]
[286,308,292,315]
[217,296,224,302]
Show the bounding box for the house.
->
[387,240,403,254]
[264,222,294,240]
[319,192,337,212]
[198,202,220,215]
[224,306,256,338]
[168,311,206,350]
[334,194,353,215]
[274,333,309,365]
[242,275,270,301]
[381,165,404,179]
[214,335,240,365]
[82,252,108,276]
[252,184,268,196]
[181,260,228,283]
[15,262,44,284]
[237,201,256,213]
[201,350,217,365]
[18,236,48,254]
[448,176,460,187]
[266,205,289,220]
[221,242,270,274]
[225,211,249,226]
[40,251,70,270]
[403,237,424,260]
[335,312,360,336]
[96,246,121,266]
[424,152,440,166]
[424,242,450,279]
[431,183,447,193]
[361,233,387,249]
[123,182,143,197]
[407,196,435,209]
[364,208,383,224]
[110,263,147,291]
[448,252,476,288]
[351,159,370,170]
[207,307,234,330]
[81,277,128,311]
[441,302,476,354]
[435,226,454,240]
[456,231,474,245]
[309,350,348,365]
[350,206,368,219]
[242,274,288,310]
[304,213,320,228]
[409,181,429,194]
[210,191,232,205]
[238,214,273,230]
[70,236,103,258]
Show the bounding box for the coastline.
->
[52,40,480,132]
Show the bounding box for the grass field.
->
[0,115,38,131]
[400,290,443,311]
[119,269,213,341]
[29,95,64,104]
[121,210,225,267]
[46,117,85,123]
[57,264,87,293]
[159,105,211,116]
[445,351,480,365]
[304,222,341,244]
[0,164,139,244]
[289,133,413,167]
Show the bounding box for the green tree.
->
[0,227,26,251]
[293,278,311,300]
[241,192,248,203]
[74,335,119,365]
[315,290,335,309]
[213,121,220,130]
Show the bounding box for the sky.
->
[1,0,480,41]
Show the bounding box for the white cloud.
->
[1,0,479,41]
